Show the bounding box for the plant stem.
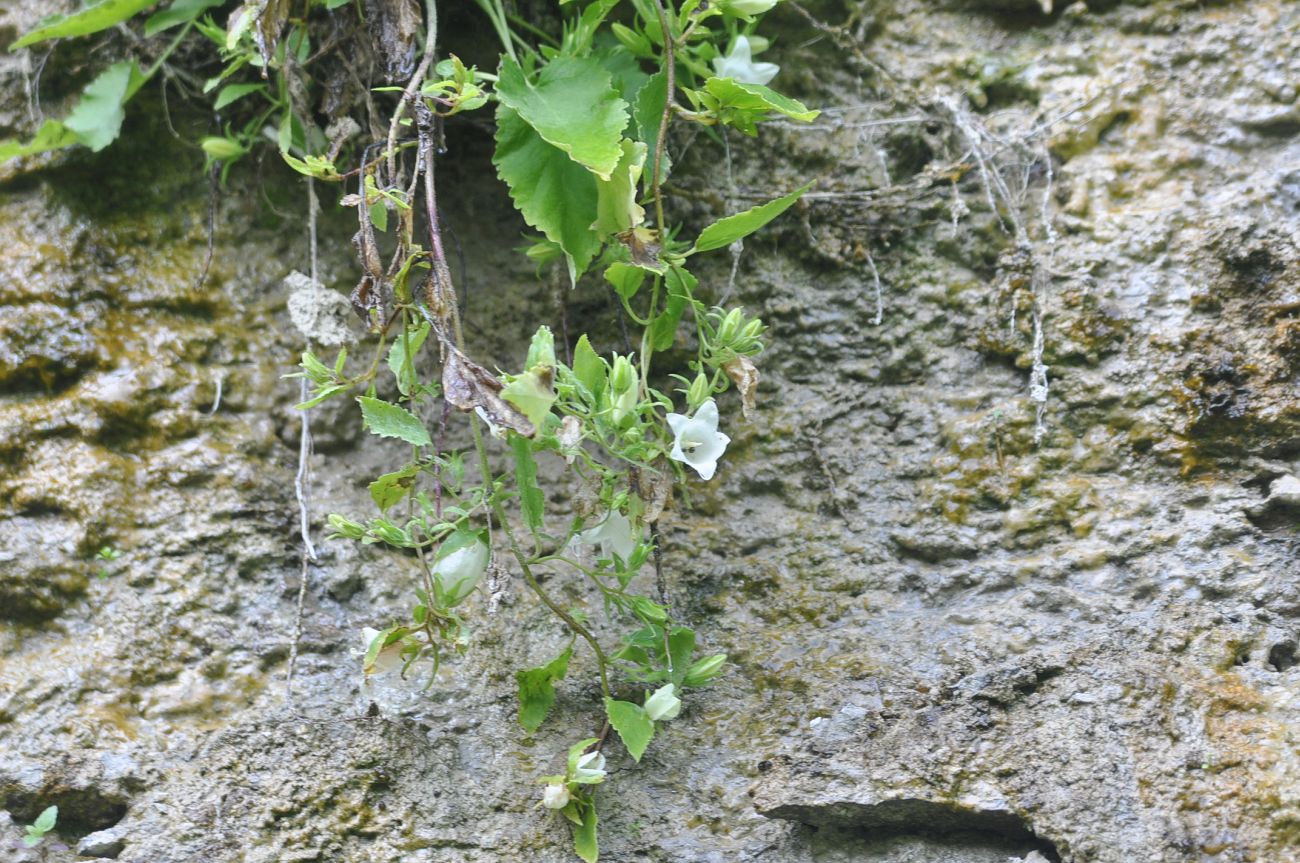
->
[471,420,613,697]
[649,0,676,237]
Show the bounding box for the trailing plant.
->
[7,0,817,858]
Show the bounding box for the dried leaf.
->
[442,342,536,438]
[251,0,291,70]
[632,466,673,524]
[616,227,663,271]
[559,415,581,463]
[723,356,759,420]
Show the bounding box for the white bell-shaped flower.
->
[645,684,682,721]
[666,399,731,480]
[542,783,571,810]
[432,539,489,607]
[711,36,780,86]
[573,750,607,783]
[575,509,638,563]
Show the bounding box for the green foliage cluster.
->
[6,0,816,858]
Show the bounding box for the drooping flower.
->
[360,627,406,674]
[432,538,489,607]
[574,509,638,564]
[644,684,682,721]
[542,783,571,810]
[666,399,731,481]
[573,750,607,784]
[711,36,780,86]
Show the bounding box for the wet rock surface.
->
[2,0,1299,862]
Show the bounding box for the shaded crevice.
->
[764,798,1061,862]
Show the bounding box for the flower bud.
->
[328,514,367,539]
[645,684,682,721]
[686,372,712,411]
[201,136,246,162]
[610,354,636,394]
[609,355,639,425]
[525,325,556,371]
[683,653,727,687]
[717,308,745,344]
[542,783,571,809]
[432,537,489,607]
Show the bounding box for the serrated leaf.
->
[357,397,432,447]
[387,322,430,395]
[593,139,647,238]
[511,436,545,535]
[495,57,628,180]
[145,0,226,36]
[515,644,572,733]
[368,467,419,511]
[0,119,77,162]
[501,367,557,432]
[213,82,266,110]
[693,181,814,253]
[633,71,671,181]
[604,698,655,762]
[494,105,602,282]
[572,335,606,399]
[604,262,646,302]
[668,626,695,687]
[10,0,157,49]
[64,61,137,153]
[574,801,598,863]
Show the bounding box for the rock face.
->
[1,1,1298,862]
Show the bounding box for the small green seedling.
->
[22,805,57,848]
[95,545,123,579]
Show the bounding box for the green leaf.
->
[387,322,430,395]
[212,82,266,110]
[295,383,348,409]
[592,139,647,238]
[604,698,655,762]
[515,644,572,733]
[10,0,157,49]
[494,105,602,282]
[511,436,545,534]
[64,61,137,153]
[0,119,77,162]
[144,0,226,36]
[693,181,814,253]
[495,57,628,180]
[525,325,557,370]
[574,801,598,863]
[31,806,57,834]
[668,626,696,686]
[571,335,606,399]
[702,77,820,135]
[357,397,432,447]
[368,467,419,511]
[648,266,694,351]
[604,262,646,303]
[632,71,671,181]
[501,367,557,431]
[628,595,667,624]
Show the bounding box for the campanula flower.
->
[666,398,730,480]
